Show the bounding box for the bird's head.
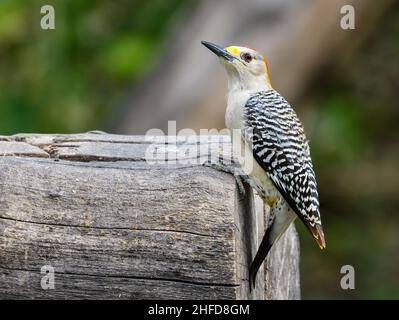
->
[201,41,272,91]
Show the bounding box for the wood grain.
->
[0,133,300,299]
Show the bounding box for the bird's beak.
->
[201,41,237,62]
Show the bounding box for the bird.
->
[201,41,326,290]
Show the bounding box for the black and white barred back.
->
[242,90,321,227]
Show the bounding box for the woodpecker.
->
[201,41,326,289]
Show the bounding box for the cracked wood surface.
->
[0,133,300,299]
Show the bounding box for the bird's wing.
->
[242,90,323,232]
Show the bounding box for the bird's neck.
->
[227,71,272,94]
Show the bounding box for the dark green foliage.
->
[298,3,399,299]
[0,0,187,133]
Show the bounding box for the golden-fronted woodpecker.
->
[201,41,326,289]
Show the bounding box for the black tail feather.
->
[249,228,273,291]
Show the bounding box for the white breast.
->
[225,89,251,130]
[226,89,280,201]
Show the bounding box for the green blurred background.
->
[1,0,398,299]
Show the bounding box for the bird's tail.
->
[249,228,272,291]
[307,223,326,249]
[249,202,297,291]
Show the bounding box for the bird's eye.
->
[241,52,253,63]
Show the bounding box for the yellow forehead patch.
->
[225,46,239,56]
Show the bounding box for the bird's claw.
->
[202,158,247,196]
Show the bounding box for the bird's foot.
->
[202,157,247,196]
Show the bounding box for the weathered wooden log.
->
[0,133,300,299]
